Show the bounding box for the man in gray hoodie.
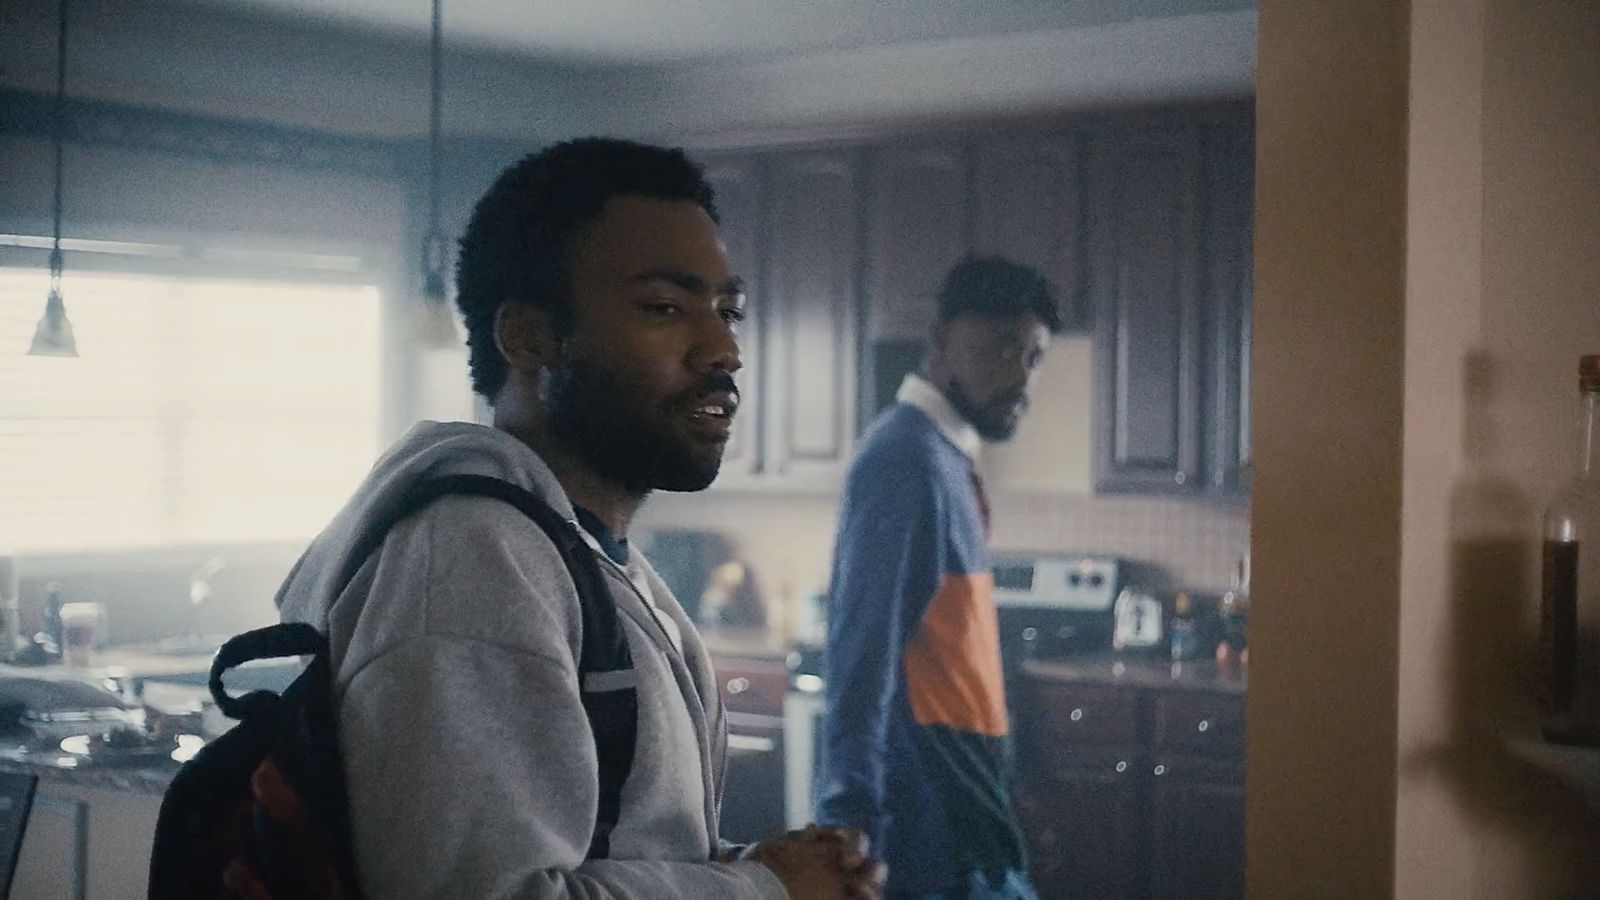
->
[276,138,883,899]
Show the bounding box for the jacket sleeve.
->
[813,458,943,837]
[332,506,787,900]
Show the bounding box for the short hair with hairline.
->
[454,137,719,400]
[934,255,1063,334]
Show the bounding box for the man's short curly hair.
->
[935,255,1063,333]
[454,138,719,399]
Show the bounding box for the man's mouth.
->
[689,390,738,420]
[683,390,739,440]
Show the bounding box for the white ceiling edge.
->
[576,9,1258,143]
[0,1,1253,143]
[179,0,1253,65]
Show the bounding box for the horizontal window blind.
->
[0,267,381,551]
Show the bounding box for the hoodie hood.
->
[276,420,573,629]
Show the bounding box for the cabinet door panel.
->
[1152,691,1246,756]
[866,143,970,341]
[1021,764,1145,900]
[974,136,1087,328]
[765,152,862,480]
[1149,759,1245,900]
[702,156,765,481]
[1090,127,1204,492]
[1203,120,1255,494]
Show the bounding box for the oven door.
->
[781,689,825,830]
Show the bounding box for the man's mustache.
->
[675,371,741,408]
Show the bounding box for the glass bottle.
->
[1540,354,1600,744]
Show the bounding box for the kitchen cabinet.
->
[1021,747,1145,899]
[687,102,1252,497]
[1015,663,1245,900]
[763,150,864,484]
[11,782,162,900]
[700,156,766,483]
[1087,123,1206,494]
[1202,122,1255,495]
[1085,114,1255,497]
[864,142,970,342]
[701,150,864,489]
[1149,757,1246,900]
[973,134,1088,329]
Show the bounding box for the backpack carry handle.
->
[210,623,328,721]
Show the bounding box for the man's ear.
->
[494,301,559,375]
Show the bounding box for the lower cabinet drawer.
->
[1153,692,1245,755]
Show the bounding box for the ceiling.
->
[182,0,1254,64]
[0,0,1254,140]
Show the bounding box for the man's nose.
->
[694,311,743,374]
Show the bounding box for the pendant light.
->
[28,0,78,357]
[414,0,459,348]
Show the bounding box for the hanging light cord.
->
[421,0,446,298]
[428,0,442,238]
[49,0,68,296]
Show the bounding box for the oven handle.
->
[728,733,778,754]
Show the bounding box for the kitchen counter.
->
[1023,651,1247,695]
[697,627,791,661]
[0,755,176,795]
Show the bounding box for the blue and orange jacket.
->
[815,402,1025,893]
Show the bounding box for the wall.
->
[1,103,422,646]
[1250,0,1409,895]
[0,0,602,139]
[1253,0,1600,897]
[1395,0,1600,896]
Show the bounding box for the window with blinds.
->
[0,267,382,551]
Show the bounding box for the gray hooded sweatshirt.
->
[276,421,788,900]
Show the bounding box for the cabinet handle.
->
[1153,764,1167,776]
[727,677,750,695]
[1114,760,1128,774]
[1197,719,1211,733]
[1070,708,1084,722]
[1174,471,1187,485]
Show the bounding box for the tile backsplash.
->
[638,488,1250,607]
[5,543,301,648]
[4,490,1247,648]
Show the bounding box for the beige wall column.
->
[1251,2,1410,896]
[1255,0,1600,896]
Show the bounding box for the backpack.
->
[147,474,639,899]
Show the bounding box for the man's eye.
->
[720,307,747,325]
[643,300,682,316]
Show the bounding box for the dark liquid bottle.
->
[1540,355,1600,744]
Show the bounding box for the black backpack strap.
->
[212,473,639,860]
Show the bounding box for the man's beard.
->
[545,352,730,494]
[945,380,1025,442]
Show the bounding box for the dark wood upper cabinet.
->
[702,155,765,480]
[865,142,971,341]
[973,135,1089,329]
[689,102,1252,497]
[1089,124,1206,493]
[1203,120,1255,495]
[763,150,863,482]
